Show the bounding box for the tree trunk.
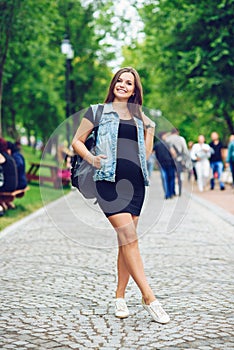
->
[9,107,17,138]
[0,72,2,137]
[223,111,234,134]
[0,0,22,137]
[26,127,31,147]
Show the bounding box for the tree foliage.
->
[1,0,64,141]
[0,0,118,142]
[127,0,234,142]
[1,0,234,145]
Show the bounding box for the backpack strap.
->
[92,104,104,144]
[172,144,181,156]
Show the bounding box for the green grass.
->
[0,145,70,231]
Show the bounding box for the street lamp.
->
[150,109,162,118]
[61,36,74,119]
[61,36,74,145]
[61,38,74,60]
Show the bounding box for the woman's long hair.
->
[104,67,143,119]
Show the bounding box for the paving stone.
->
[0,174,234,349]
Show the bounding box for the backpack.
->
[71,104,104,199]
[171,145,191,170]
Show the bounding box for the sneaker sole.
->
[115,314,129,319]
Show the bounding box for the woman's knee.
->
[108,213,138,245]
[117,224,137,246]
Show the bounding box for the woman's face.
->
[113,72,135,102]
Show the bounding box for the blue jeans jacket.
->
[92,103,149,186]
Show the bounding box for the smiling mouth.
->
[117,89,127,93]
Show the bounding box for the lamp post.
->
[61,36,74,144]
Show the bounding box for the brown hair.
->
[104,67,143,119]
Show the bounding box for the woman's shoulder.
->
[83,105,95,123]
[84,104,105,125]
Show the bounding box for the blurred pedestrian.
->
[187,141,197,182]
[209,132,225,190]
[190,135,212,192]
[226,134,234,187]
[0,138,18,192]
[147,151,156,178]
[7,141,27,190]
[0,138,18,211]
[154,132,176,199]
[166,128,189,196]
[72,67,170,324]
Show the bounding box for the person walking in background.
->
[190,135,212,192]
[154,131,176,199]
[166,128,189,196]
[187,141,197,182]
[146,151,156,178]
[72,67,170,324]
[209,132,225,191]
[226,134,234,188]
[7,141,27,190]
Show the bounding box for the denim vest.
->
[91,103,149,186]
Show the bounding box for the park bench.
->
[26,162,70,189]
[0,186,30,209]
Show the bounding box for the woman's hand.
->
[85,153,107,169]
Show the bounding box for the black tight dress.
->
[96,118,145,217]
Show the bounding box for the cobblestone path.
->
[0,173,233,349]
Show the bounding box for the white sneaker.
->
[142,298,170,324]
[115,298,129,319]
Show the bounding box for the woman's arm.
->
[142,113,155,160]
[72,118,94,164]
[71,118,106,168]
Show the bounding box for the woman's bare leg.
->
[115,215,138,298]
[116,246,130,298]
[109,213,155,304]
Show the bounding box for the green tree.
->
[2,0,129,141]
[1,0,150,144]
[57,0,114,111]
[0,0,22,136]
[134,0,234,141]
[1,0,115,142]
[1,0,63,141]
